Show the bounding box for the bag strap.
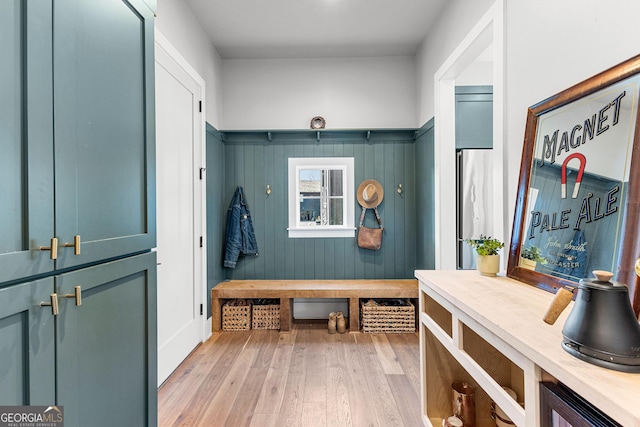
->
[359,206,383,228]
[373,207,383,228]
[359,206,367,227]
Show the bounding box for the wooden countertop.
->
[415,270,640,427]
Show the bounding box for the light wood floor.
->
[158,323,421,427]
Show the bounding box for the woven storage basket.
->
[361,300,415,333]
[222,301,251,331]
[252,304,280,330]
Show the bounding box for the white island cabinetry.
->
[416,270,640,427]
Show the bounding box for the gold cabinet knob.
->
[40,293,59,316]
[39,237,58,260]
[62,235,81,255]
[64,286,82,306]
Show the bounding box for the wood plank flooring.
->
[158,323,421,427]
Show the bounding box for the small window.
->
[288,157,355,238]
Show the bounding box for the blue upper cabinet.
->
[0,1,55,284]
[455,86,493,150]
[0,0,155,284]
[53,0,156,270]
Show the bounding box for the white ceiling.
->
[183,0,449,59]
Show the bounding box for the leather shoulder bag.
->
[357,206,383,250]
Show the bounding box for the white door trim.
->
[154,29,209,342]
[433,1,505,270]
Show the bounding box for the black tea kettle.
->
[543,270,640,373]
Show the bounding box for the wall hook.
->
[397,184,404,196]
[266,185,271,196]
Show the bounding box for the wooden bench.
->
[211,279,418,333]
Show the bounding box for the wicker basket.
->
[252,304,280,330]
[361,300,415,333]
[222,301,251,331]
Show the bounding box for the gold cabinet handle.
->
[40,293,59,316]
[64,286,82,306]
[62,235,81,255]
[39,237,58,260]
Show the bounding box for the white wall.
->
[415,0,640,263]
[416,0,495,124]
[155,0,223,128]
[456,60,492,86]
[504,0,640,224]
[222,56,417,130]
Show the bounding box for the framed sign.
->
[508,55,640,314]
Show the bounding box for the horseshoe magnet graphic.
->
[561,153,587,199]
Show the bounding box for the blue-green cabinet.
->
[0,0,156,285]
[0,279,56,405]
[455,86,493,149]
[0,1,157,425]
[0,0,56,283]
[56,253,157,427]
[0,254,157,426]
[52,0,156,271]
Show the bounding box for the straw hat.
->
[357,179,384,208]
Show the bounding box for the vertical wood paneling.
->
[353,141,367,279]
[263,144,275,279]
[275,143,288,279]
[404,141,417,275]
[387,141,401,278]
[217,131,420,280]
[205,126,226,315]
[415,120,436,270]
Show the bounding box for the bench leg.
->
[212,295,224,333]
[349,297,359,333]
[280,297,293,332]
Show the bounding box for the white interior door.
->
[155,35,204,385]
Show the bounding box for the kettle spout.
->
[543,286,575,325]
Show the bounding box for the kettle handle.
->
[543,286,575,325]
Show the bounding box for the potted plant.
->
[520,245,546,270]
[465,235,504,276]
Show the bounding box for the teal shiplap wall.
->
[205,124,226,316]
[218,130,419,280]
[415,119,436,270]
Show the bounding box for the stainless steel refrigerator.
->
[457,149,494,269]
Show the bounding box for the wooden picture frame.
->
[539,382,620,427]
[507,54,640,316]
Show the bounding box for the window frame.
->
[287,157,355,238]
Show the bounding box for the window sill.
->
[287,227,356,239]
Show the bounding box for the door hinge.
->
[199,101,202,113]
[199,236,203,248]
[200,304,203,316]
[199,167,206,180]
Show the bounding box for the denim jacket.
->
[224,186,258,268]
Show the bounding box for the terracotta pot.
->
[477,254,500,276]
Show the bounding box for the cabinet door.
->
[56,252,157,427]
[455,86,493,150]
[0,0,55,284]
[0,278,55,405]
[53,0,156,270]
